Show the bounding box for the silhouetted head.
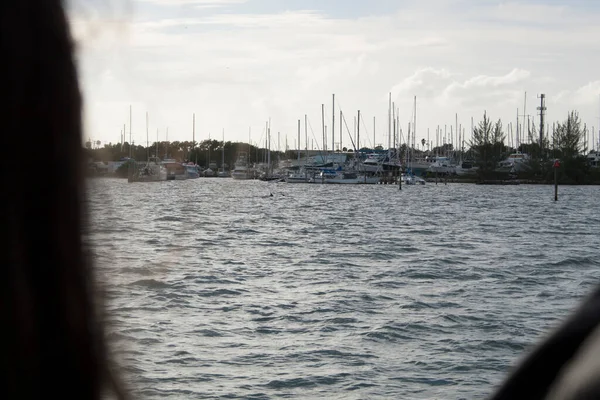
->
[0,1,124,398]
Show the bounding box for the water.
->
[88,179,600,399]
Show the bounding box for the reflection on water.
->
[88,179,600,399]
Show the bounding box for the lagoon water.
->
[88,179,600,399]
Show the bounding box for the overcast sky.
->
[69,0,600,151]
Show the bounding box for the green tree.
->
[469,111,506,171]
[554,111,587,159]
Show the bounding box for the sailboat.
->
[129,111,168,182]
[403,96,425,185]
[217,129,230,177]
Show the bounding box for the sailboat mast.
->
[455,113,458,155]
[413,96,417,165]
[373,116,376,150]
[304,114,308,163]
[516,108,520,149]
[524,92,527,144]
[397,107,399,154]
[268,119,271,174]
[392,102,396,149]
[388,92,391,150]
[357,110,361,152]
[321,104,325,155]
[129,105,132,158]
[297,119,301,163]
[332,94,335,152]
[340,110,343,152]
[146,111,149,161]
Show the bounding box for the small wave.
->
[265,377,315,389]
[155,216,184,222]
[197,288,244,297]
[129,279,171,289]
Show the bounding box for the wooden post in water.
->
[398,169,402,190]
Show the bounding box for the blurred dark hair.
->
[0,0,125,398]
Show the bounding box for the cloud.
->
[137,0,246,6]
[552,81,600,107]
[391,68,453,99]
[70,0,600,147]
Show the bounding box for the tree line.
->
[465,110,598,183]
[85,139,301,169]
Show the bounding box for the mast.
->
[392,102,396,149]
[192,113,196,163]
[455,113,458,154]
[304,114,308,164]
[353,116,356,146]
[222,129,225,170]
[373,116,376,150]
[156,128,158,160]
[471,117,474,157]
[332,94,335,152]
[388,92,392,150]
[268,119,271,175]
[516,108,520,150]
[357,110,361,152]
[297,119,301,163]
[340,110,343,152]
[413,96,417,166]
[321,104,325,155]
[524,92,527,144]
[248,127,251,167]
[129,105,132,158]
[392,113,396,155]
[145,111,149,161]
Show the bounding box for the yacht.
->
[497,152,531,173]
[184,163,200,179]
[455,160,479,176]
[231,152,253,180]
[428,156,456,175]
[285,168,311,183]
[402,173,426,185]
[313,170,380,184]
[587,151,600,168]
[129,157,168,182]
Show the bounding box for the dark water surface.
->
[87,179,600,399]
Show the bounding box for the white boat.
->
[285,168,311,183]
[217,168,230,178]
[455,160,479,176]
[402,173,426,185]
[362,153,386,173]
[428,156,456,175]
[407,158,433,175]
[231,152,253,180]
[162,160,187,180]
[313,170,379,184]
[184,164,200,179]
[587,151,600,168]
[497,152,531,173]
[130,157,168,182]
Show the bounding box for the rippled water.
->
[87,178,600,399]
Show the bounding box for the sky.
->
[68,0,600,151]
